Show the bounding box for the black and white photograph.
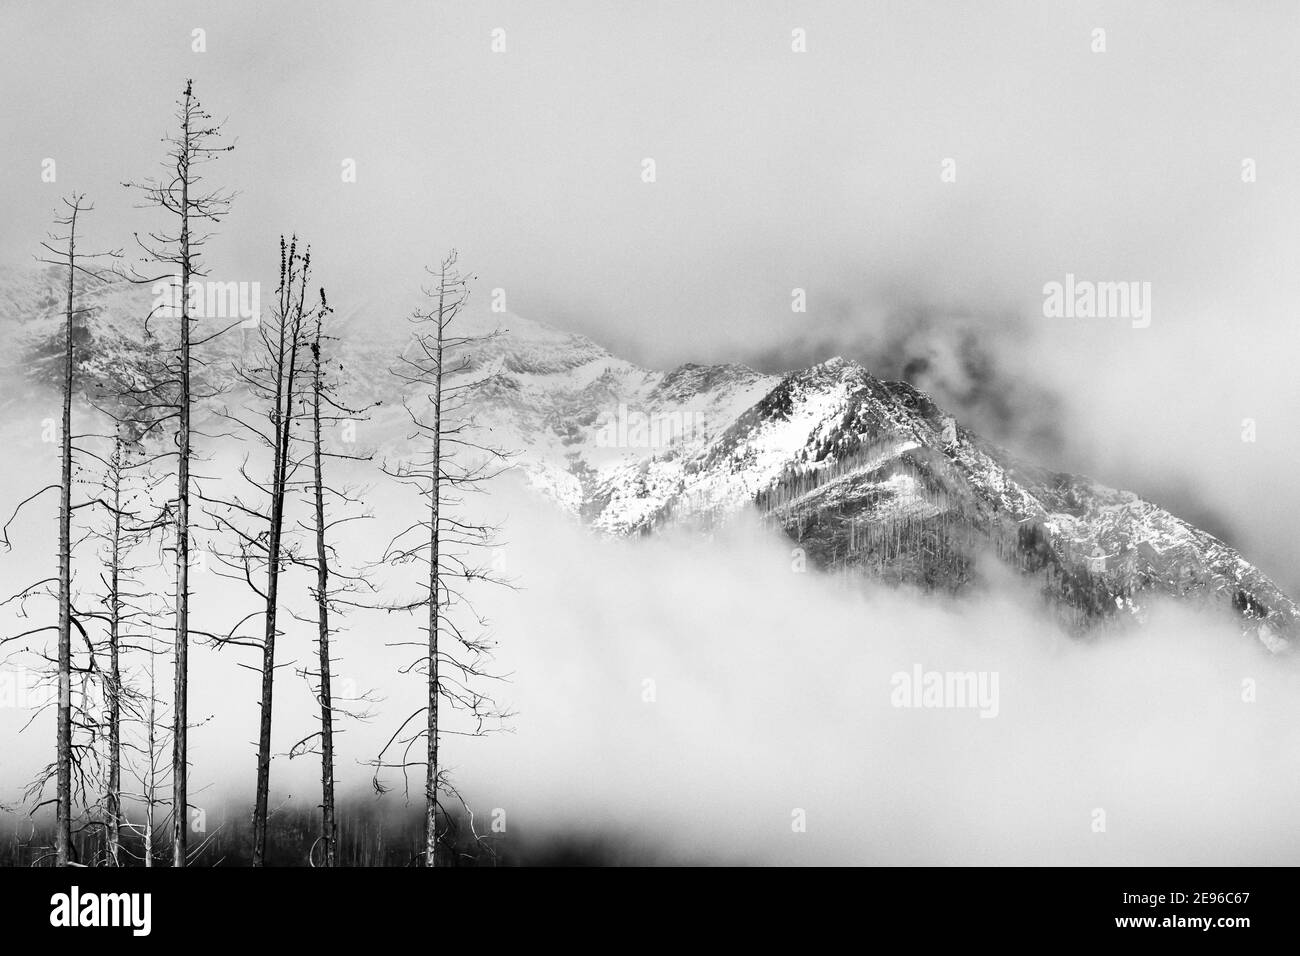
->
[0,0,1294,940]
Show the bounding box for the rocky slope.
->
[438,314,1296,649]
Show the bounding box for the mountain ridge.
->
[3,264,1293,651]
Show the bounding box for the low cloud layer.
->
[454,487,1300,864]
[3,453,1298,863]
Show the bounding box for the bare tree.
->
[208,237,314,866]
[278,288,375,866]
[50,202,79,867]
[50,198,87,866]
[0,195,118,866]
[370,251,514,867]
[123,79,234,866]
[308,320,340,867]
[89,434,164,865]
[101,442,127,866]
[119,626,173,868]
[141,652,162,867]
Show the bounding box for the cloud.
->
[444,482,1300,865]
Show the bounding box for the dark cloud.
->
[745,297,1066,463]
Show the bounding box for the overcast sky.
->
[2,0,1299,587]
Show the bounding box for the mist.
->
[449,483,1300,865]
[7,443,1296,864]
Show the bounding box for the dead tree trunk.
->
[125,78,234,866]
[54,200,77,867]
[18,194,122,866]
[105,440,124,866]
[144,653,156,868]
[310,338,337,867]
[310,369,338,868]
[370,250,513,867]
[424,277,445,868]
[170,80,194,868]
[290,286,375,867]
[200,237,314,867]
[252,241,311,866]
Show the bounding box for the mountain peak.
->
[464,322,1297,650]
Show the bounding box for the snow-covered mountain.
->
[4,265,1295,651]
[417,310,1297,650]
